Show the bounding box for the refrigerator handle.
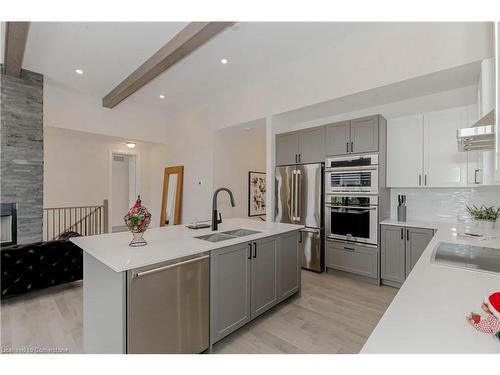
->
[295,170,301,221]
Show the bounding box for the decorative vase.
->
[124,196,152,247]
[473,218,496,232]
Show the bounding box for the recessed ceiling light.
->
[75,69,84,75]
[244,127,251,132]
[126,142,136,149]
[220,58,228,65]
[159,94,165,99]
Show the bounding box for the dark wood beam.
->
[3,22,30,77]
[102,22,234,108]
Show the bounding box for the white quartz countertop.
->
[71,218,303,272]
[362,219,500,353]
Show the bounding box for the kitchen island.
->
[362,219,500,354]
[71,218,303,354]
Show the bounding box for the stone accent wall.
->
[1,69,44,244]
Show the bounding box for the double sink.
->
[195,228,261,243]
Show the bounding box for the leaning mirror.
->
[160,166,184,226]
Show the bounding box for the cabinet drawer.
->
[326,240,378,279]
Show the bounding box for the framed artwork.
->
[248,171,266,217]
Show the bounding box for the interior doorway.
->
[111,153,137,233]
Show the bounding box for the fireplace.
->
[1,203,17,247]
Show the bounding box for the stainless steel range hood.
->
[457,110,496,151]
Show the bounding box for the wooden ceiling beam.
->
[102,22,234,108]
[3,22,30,77]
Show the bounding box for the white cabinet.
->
[387,106,472,188]
[387,115,423,187]
[423,107,467,187]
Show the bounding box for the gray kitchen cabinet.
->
[250,237,278,319]
[350,115,379,154]
[277,231,300,301]
[325,240,378,279]
[380,224,434,287]
[276,132,299,166]
[210,232,300,344]
[276,127,324,165]
[405,227,434,278]
[325,121,350,156]
[210,242,252,344]
[298,126,325,163]
[324,115,381,156]
[380,225,405,284]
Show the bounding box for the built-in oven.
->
[325,194,378,245]
[325,154,378,194]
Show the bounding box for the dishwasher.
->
[126,252,210,354]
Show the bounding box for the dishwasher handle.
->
[133,254,209,278]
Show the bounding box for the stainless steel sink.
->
[195,228,262,242]
[221,228,261,237]
[431,242,500,274]
[195,233,237,242]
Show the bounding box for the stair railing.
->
[43,200,109,241]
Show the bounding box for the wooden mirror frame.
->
[160,166,184,226]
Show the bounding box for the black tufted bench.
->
[1,237,83,298]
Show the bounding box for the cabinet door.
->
[423,107,467,187]
[350,115,379,154]
[387,115,424,187]
[380,225,405,283]
[298,126,325,163]
[278,231,300,301]
[276,133,299,166]
[405,227,434,278]
[325,121,350,156]
[210,243,251,344]
[250,237,278,320]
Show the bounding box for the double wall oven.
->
[325,154,379,246]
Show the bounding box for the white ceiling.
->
[22,22,187,96]
[20,22,378,114]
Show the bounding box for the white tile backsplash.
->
[390,186,500,223]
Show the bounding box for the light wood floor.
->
[1,271,397,354]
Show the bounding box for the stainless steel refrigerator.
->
[275,163,324,272]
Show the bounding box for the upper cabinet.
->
[298,127,325,164]
[387,115,423,188]
[423,107,467,187]
[325,115,381,156]
[275,114,384,166]
[276,132,299,166]
[275,126,324,166]
[387,106,473,188]
[350,116,380,154]
[325,121,350,156]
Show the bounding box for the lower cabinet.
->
[380,224,434,286]
[250,237,278,319]
[325,240,378,280]
[405,227,435,278]
[210,232,299,345]
[277,231,301,301]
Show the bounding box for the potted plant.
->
[466,205,500,230]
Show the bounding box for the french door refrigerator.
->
[275,163,324,272]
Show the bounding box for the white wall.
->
[44,83,171,144]
[167,23,495,223]
[213,121,267,220]
[43,127,169,228]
